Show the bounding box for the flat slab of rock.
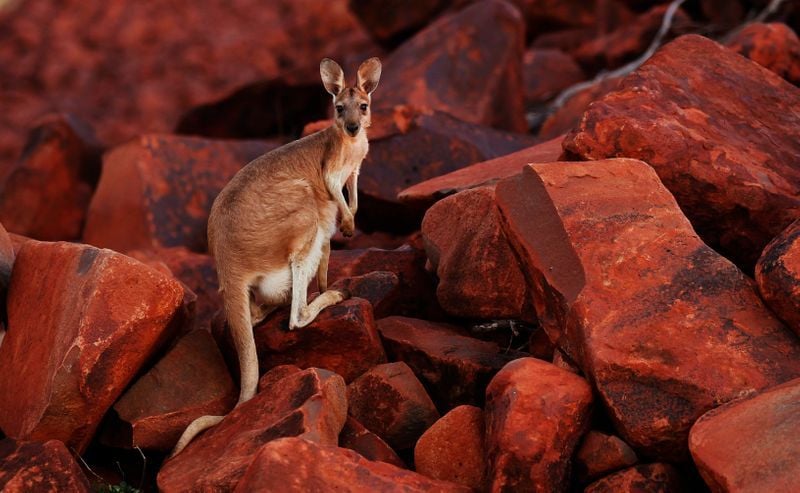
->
[339,416,405,468]
[495,159,800,460]
[0,439,91,492]
[564,34,800,269]
[0,241,185,452]
[755,218,800,336]
[157,367,347,492]
[485,357,593,492]
[726,22,800,86]
[584,463,683,493]
[689,377,800,493]
[234,437,470,492]
[378,316,520,407]
[83,135,275,253]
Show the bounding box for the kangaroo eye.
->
[336,105,344,114]
[360,104,368,111]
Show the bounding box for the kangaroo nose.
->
[346,123,359,135]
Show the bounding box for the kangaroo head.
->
[320,57,382,138]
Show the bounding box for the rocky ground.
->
[1,0,800,492]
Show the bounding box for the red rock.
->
[157,367,347,492]
[700,0,745,27]
[0,439,91,492]
[523,49,584,105]
[552,349,580,374]
[340,416,405,468]
[83,135,276,253]
[0,241,185,453]
[563,35,800,269]
[531,27,597,54]
[414,405,486,489]
[584,463,684,493]
[0,114,102,242]
[575,431,638,483]
[726,22,800,86]
[234,437,470,492]
[331,229,412,250]
[485,357,593,492]
[348,0,459,47]
[398,136,564,209]
[689,377,800,493]
[495,159,800,460]
[511,0,633,39]
[347,362,440,450]
[538,76,622,139]
[378,0,527,133]
[329,271,402,319]
[108,330,236,451]
[756,219,800,336]
[254,298,387,382]
[421,187,533,321]
[0,222,14,317]
[257,364,302,394]
[378,317,520,407]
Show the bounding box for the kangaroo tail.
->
[171,415,225,457]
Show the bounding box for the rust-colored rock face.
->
[348,0,455,47]
[157,367,347,492]
[575,431,639,484]
[234,437,471,492]
[0,114,102,242]
[254,298,387,382]
[110,330,236,451]
[485,357,593,493]
[495,159,800,461]
[339,416,406,468]
[329,271,402,319]
[0,439,91,492]
[347,361,440,451]
[422,187,532,321]
[414,405,486,490]
[378,317,519,407]
[726,23,800,86]
[564,35,800,270]
[756,219,800,336]
[538,76,622,139]
[378,0,527,133]
[689,377,800,493]
[584,463,684,493]
[83,135,275,253]
[0,241,185,453]
[523,49,584,105]
[398,136,564,209]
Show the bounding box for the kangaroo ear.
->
[357,57,382,95]
[320,58,345,96]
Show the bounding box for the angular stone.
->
[398,136,564,210]
[575,431,638,484]
[756,219,800,336]
[83,135,275,253]
[495,159,800,460]
[538,76,622,139]
[564,35,800,269]
[329,271,402,319]
[157,367,347,492]
[254,298,387,382]
[234,437,470,492]
[109,330,236,451]
[511,0,633,39]
[485,357,593,492]
[340,416,405,468]
[378,0,527,132]
[689,377,800,493]
[414,405,486,490]
[584,464,684,493]
[347,362,440,450]
[0,241,185,453]
[0,114,102,241]
[422,187,533,321]
[348,0,455,47]
[727,22,800,86]
[523,49,584,105]
[0,439,91,492]
[378,317,520,407]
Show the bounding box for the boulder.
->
[522,49,584,106]
[0,241,185,452]
[157,367,347,492]
[563,35,800,270]
[0,439,91,492]
[329,271,402,319]
[234,437,470,492]
[339,416,405,468]
[348,0,457,47]
[584,463,684,493]
[538,77,622,139]
[83,135,275,253]
[347,362,440,450]
[755,218,800,336]
[378,316,520,407]
[414,405,486,489]
[0,114,102,241]
[511,0,633,40]
[378,0,527,133]
[485,357,593,492]
[689,377,800,493]
[726,22,800,86]
[495,159,800,460]
[575,431,638,484]
[108,330,237,451]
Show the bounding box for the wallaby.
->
[171,57,381,456]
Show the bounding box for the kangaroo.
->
[171,57,381,456]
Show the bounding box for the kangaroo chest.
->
[326,136,368,190]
